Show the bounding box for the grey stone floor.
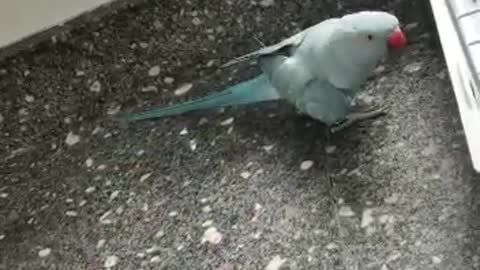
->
[1,0,480,269]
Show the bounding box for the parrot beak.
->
[387,26,407,49]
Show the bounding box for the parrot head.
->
[334,11,406,67]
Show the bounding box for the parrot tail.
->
[119,74,280,122]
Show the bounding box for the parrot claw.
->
[330,104,389,133]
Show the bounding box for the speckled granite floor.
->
[1,0,480,269]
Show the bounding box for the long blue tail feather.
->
[120,74,279,122]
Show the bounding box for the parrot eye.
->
[367,34,373,41]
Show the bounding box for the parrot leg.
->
[330,105,389,133]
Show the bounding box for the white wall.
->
[0,0,112,49]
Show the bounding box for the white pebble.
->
[361,208,374,228]
[202,220,214,227]
[38,248,52,258]
[150,256,161,264]
[0,234,4,240]
[65,132,81,146]
[141,85,158,92]
[266,255,287,270]
[164,77,175,84]
[202,205,212,213]
[432,256,442,264]
[220,117,234,126]
[403,62,422,73]
[174,83,193,96]
[0,193,8,198]
[168,211,178,217]
[201,227,223,244]
[65,211,78,217]
[240,171,251,179]
[109,190,120,201]
[179,127,188,135]
[25,95,35,103]
[189,139,197,151]
[154,230,165,238]
[300,160,314,170]
[338,206,355,217]
[104,255,119,268]
[90,80,102,92]
[85,186,96,194]
[96,239,106,249]
[139,173,152,182]
[85,158,94,168]
[146,245,159,254]
[148,66,161,77]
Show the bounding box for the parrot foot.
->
[330,105,389,133]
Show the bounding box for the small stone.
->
[0,193,8,198]
[189,139,197,151]
[150,256,161,264]
[168,211,178,217]
[107,105,121,115]
[300,160,314,170]
[65,132,81,146]
[109,191,120,201]
[201,227,223,245]
[325,242,339,251]
[90,80,102,92]
[154,230,165,238]
[65,210,78,217]
[97,164,107,170]
[148,66,161,76]
[0,234,4,240]
[173,83,193,97]
[220,117,234,126]
[141,85,158,92]
[179,127,188,135]
[146,245,159,254]
[104,255,119,268]
[380,264,389,270]
[263,144,274,152]
[99,210,113,224]
[202,220,214,227]
[139,42,149,48]
[192,17,202,26]
[85,186,96,194]
[38,248,52,258]
[164,77,175,84]
[266,255,287,270]
[259,0,275,7]
[140,173,152,182]
[240,171,251,179]
[25,95,35,103]
[432,256,442,264]
[79,200,87,207]
[361,208,374,228]
[403,62,422,73]
[338,206,355,217]
[325,145,336,154]
[202,205,212,213]
[85,158,94,168]
[96,239,106,249]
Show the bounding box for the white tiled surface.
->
[0,0,112,49]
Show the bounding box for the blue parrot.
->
[117,11,406,132]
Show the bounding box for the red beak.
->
[387,26,407,49]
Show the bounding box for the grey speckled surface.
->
[1,0,480,269]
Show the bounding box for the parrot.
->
[116,11,406,133]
